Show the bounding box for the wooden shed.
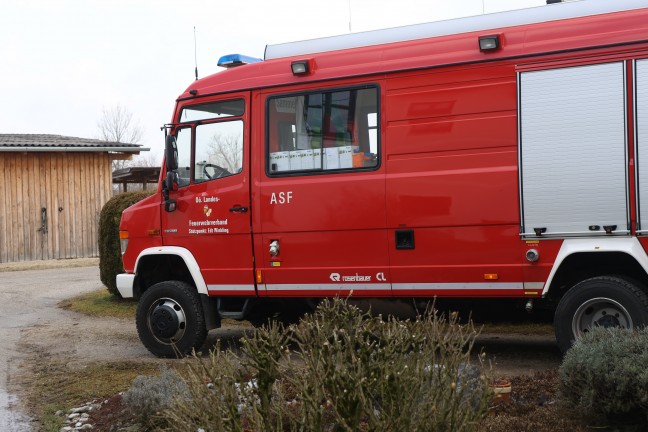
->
[0,134,147,263]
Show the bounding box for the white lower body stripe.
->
[392,282,522,290]
[207,284,256,292]
[205,282,544,293]
[263,282,537,291]
[265,283,391,291]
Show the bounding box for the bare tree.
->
[129,152,161,168]
[98,104,144,170]
[206,132,243,173]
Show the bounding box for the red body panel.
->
[160,174,255,292]
[253,115,389,296]
[120,193,162,273]
[119,4,648,301]
[160,92,255,294]
[178,9,648,99]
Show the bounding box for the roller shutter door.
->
[519,62,628,237]
[636,59,648,233]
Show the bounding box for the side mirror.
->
[165,135,179,172]
[165,171,178,192]
[163,171,178,213]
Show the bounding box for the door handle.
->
[229,205,249,213]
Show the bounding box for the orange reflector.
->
[484,274,498,280]
[524,291,539,296]
[147,229,160,236]
[119,231,129,239]
[256,270,263,284]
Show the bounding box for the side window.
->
[176,128,192,187]
[180,99,244,122]
[267,87,379,174]
[194,120,244,183]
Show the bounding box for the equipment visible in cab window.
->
[267,87,379,174]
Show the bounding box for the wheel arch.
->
[543,238,648,302]
[132,246,208,298]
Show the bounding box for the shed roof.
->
[0,134,149,153]
[112,166,161,184]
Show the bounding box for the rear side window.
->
[267,87,379,175]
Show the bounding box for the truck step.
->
[217,298,251,320]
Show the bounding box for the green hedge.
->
[99,191,154,297]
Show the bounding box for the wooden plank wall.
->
[0,152,113,263]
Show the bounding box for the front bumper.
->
[116,273,135,298]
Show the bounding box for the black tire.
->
[136,281,208,358]
[554,275,648,353]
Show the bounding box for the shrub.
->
[287,300,488,431]
[122,367,188,428]
[560,327,648,423]
[164,343,253,432]
[98,191,153,296]
[157,298,490,431]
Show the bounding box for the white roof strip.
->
[264,0,648,60]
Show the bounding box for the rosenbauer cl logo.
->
[330,273,386,282]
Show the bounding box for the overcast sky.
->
[0,0,545,161]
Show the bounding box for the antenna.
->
[194,26,199,80]
[348,0,352,32]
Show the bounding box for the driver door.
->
[161,93,255,296]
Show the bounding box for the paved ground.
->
[0,259,247,431]
[0,261,104,431]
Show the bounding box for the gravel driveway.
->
[0,261,155,431]
[0,260,249,431]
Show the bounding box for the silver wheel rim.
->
[572,297,632,338]
[147,297,187,345]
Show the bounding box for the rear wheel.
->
[554,276,648,353]
[136,281,207,358]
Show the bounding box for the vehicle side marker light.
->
[291,60,310,75]
[119,231,129,255]
[479,35,500,51]
[256,270,263,284]
[484,274,498,280]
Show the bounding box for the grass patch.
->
[28,360,163,431]
[58,289,137,319]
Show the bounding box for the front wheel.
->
[136,281,207,358]
[554,276,648,353]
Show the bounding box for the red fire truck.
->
[118,0,648,357]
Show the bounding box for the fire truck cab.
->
[118,0,648,357]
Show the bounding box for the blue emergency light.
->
[217,54,263,68]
